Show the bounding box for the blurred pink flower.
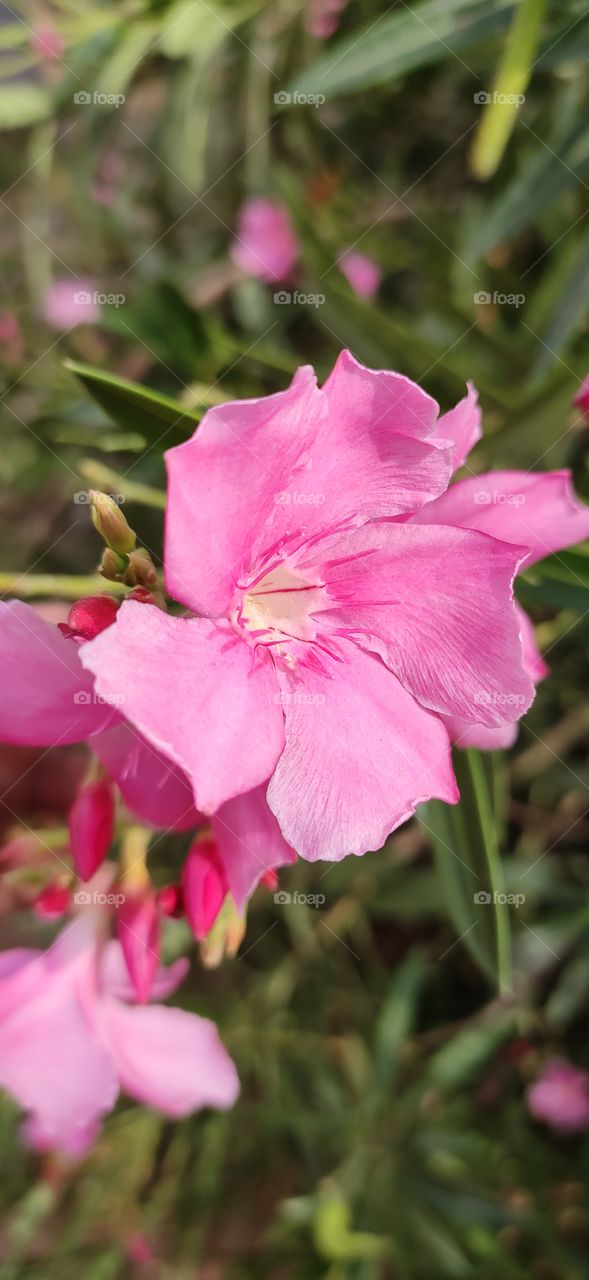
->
[0,600,199,832]
[80,350,589,862]
[231,198,299,283]
[0,911,239,1157]
[0,310,23,363]
[42,280,100,329]
[305,0,348,38]
[31,24,64,61]
[573,375,589,421]
[338,249,381,299]
[527,1059,589,1133]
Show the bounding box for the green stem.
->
[0,574,127,599]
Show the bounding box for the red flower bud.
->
[68,779,115,881]
[34,879,71,920]
[182,838,229,941]
[58,595,119,643]
[156,882,184,918]
[260,869,279,892]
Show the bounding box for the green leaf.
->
[289,0,516,100]
[420,750,512,992]
[64,360,199,444]
[470,0,549,179]
[0,84,51,130]
[373,952,426,1091]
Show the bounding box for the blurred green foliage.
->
[1,0,589,1275]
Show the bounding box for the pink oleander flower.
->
[0,602,295,910]
[527,1059,589,1134]
[0,910,239,1156]
[338,250,381,299]
[231,198,299,284]
[42,280,100,329]
[79,351,589,861]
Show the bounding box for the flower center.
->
[233,562,326,659]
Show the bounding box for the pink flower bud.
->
[156,883,184,918]
[68,779,115,881]
[117,888,160,1003]
[260,869,279,891]
[182,838,229,941]
[34,880,71,920]
[58,595,119,643]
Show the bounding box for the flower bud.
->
[100,547,128,581]
[260,869,279,892]
[90,490,136,556]
[34,879,71,920]
[123,548,158,589]
[156,882,184,918]
[58,595,119,643]
[200,895,246,969]
[182,838,229,941]
[68,779,115,881]
[117,886,159,1003]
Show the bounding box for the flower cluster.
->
[1,350,588,1155]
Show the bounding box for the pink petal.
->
[100,998,240,1115]
[267,641,458,860]
[434,382,481,470]
[164,366,322,615]
[338,250,381,299]
[440,604,547,751]
[212,785,297,909]
[310,521,534,728]
[412,470,589,568]
[81,603,285,814]
[0,601,114,745]
[230,198,299,283]
[22,1112,99,1158]
[91,721,201,831]
[164,353,452,617]
[0,929,118,1142]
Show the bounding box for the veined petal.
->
[0,601,114,745]
[81,602,285,814]
[411,470,589,567]
[267,641,457,861]
[310,521,534,728]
